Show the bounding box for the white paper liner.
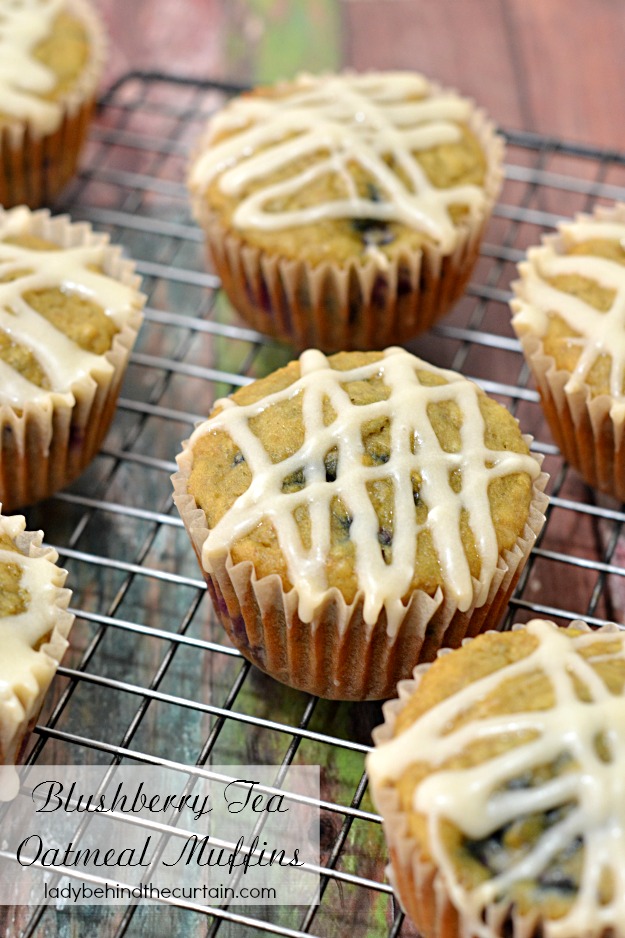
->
[0,509,74,766]
[0,207,145,511]
[368,619,622,938]
[0,0,107,208]
[172,436,548,701]
[190,83,504,352]
[511,202,625,501]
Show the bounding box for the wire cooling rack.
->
[4,72,625,938]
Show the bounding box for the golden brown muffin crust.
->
[188,351,534,603]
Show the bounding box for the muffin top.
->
[511,206,625,418]
[185,347,542,631]
[0,509,72,762]
[367,619,625,937]
[0,0,102,135]
[189,71,500,265]
[0,205,144,410]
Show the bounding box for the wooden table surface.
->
[96,0,625,150]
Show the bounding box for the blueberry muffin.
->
[367,618,625,938]
[511,202,625,501]
[0,205,145,510]
[189,71,504,351]
[0,0,106,208]
[0,507,73,768]
[173,347,547,699]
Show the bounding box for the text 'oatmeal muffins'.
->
[189,71,504,352]
[511,202,625,501]
[0,205,145,510]
[0,507,73,769]
[0,0,106,208]
[173,347,548,700]
[367,618,625,938]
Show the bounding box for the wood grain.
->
[505,0,625,149]
[342,0,525,130]
[94,0,625,148]
[342,0,625,148]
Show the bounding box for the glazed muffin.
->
[511,202,625,500]
[367,618,625,938]
[0,205,145,510]
[173,347,547,700]
[189,71,504,352]
[0,0,106,208]
[0,507,73,767]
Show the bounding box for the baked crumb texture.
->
[0,508,73,766]
[368,619,625,938]
[512,202,625,501]
[0,0,106,208]
[173,347,548,699]
[189,71,504,351]
[0,205,145,510]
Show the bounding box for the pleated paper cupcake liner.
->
[192,99,504,353]
[0,511,74,766]
[172,440,547,701]
[0,208,145,511]
[0,0,107,209]
[367,619,616,938]
[511,202,625,502]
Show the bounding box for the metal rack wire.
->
[5,72,625,938]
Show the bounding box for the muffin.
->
[0,205,145,510]
[172,347,548,700]
[188,71,504,352]
[0,507,73,768]
[367,618,625,938]
[0,0,106,209]
[511,202,625,500]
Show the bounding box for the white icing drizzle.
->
[367,619,625,938]
[0,207,139,407]
[0,515,65,762]
[190,72,488,253]
[0,0,67,134]
[190,347,540,631]
[512,218,625,419]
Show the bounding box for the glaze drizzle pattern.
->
[190,72,488,252]
[0,512,70,765]
[0,0,65,133]
[0,206,141,407]
[367,619,625,938]
[190,347,541,631]
[512,218,625,419]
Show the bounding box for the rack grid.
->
[4,72,625,938]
